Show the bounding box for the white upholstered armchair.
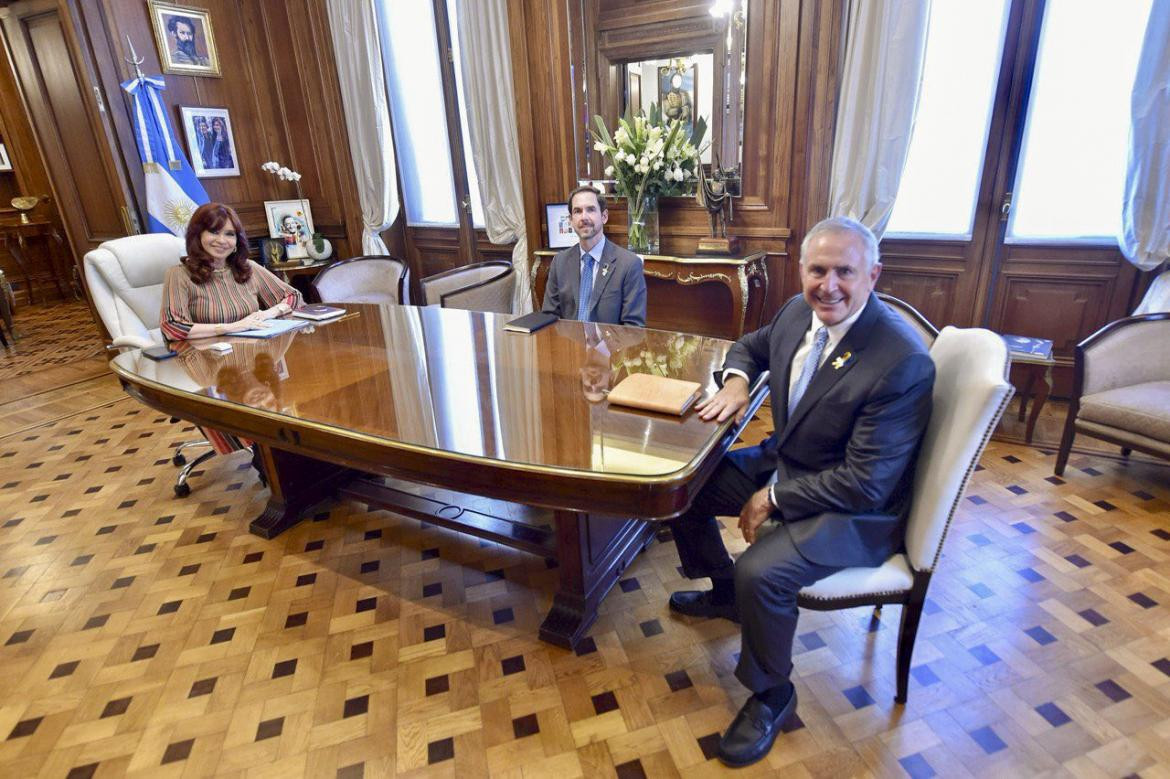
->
[312,255,410,305]
[83,234,215,496]
[791,326,1014,703]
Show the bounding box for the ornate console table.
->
[531,249,769,340]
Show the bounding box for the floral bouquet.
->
[592,104,706,252]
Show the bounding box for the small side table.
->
[1004,335,1055,444]
[269,259,330,303]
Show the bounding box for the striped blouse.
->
[161,260,303,340]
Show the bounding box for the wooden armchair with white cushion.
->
[420,260,514,314]
[787,326,1014,703]
[1054,313,1170,475]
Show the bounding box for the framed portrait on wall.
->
[657,63,696,137]
[0,144,11,172]
[545,203,575,248]
[179,106,239,178]
[148,1,221,77]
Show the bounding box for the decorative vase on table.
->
[627,194,659,254]
[305,234,332,262]
[591,103,706,257]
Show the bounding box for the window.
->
[378,0,485,230]
[1007,0,1151,241]
[885,0,1011,237]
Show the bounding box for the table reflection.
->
[114,305,734,478]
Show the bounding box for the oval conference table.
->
[111,304,768,649]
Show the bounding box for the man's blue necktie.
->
[577,253,596,322]
[788,326,829,417]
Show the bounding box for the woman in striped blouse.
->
[161,202,302,341]
[161,202,303,457]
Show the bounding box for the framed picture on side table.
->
[546,202,575,248]
[0,144,11,172]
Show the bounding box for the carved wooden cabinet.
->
[531,249,769,340]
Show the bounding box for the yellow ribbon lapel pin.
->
[832,351,853,370]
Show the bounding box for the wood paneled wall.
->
[87,0,362,259]
[0,0,364,296]
[509,0,847,318]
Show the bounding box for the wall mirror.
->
[567,0,748,190]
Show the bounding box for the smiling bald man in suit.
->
[668,216,936,767]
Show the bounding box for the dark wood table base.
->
[254,447,658,650]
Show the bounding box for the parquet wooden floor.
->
[1,383,1168,777]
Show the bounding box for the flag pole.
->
[124,35,145,80]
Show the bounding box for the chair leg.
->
[173,439,212,466]
[895,599,924,705]
[174,449,215,497]
[1054,407,1078,476]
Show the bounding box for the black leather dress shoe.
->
[668,590,739,622]
[717,683,797,767]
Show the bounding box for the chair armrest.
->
[111,334,156,350]
[1080,313,1170,395]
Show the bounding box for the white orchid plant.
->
[261,161,324,251]
[591,104,706,250]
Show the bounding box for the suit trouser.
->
[670,444,842,692]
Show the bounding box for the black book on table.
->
[504,311,558,334]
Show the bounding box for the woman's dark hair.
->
[183,202,250,284]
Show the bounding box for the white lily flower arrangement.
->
[591,105,706,251]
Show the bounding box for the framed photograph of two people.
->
[179,106,239,178]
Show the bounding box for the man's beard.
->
[178,38,197,57]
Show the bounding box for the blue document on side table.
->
[231,318,309,338]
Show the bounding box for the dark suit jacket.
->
[724,293,935,567]
[541,239,647,326]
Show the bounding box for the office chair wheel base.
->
[172,453,187,466]
[174,482,191,497]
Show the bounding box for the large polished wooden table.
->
[111,304,766,649]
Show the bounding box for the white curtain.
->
[1120,1,1170,313]
[827,0,932,238]
[456,0,532,314]
[327,1,400,256]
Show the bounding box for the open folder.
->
[606,373,703,416]
[230,318,309,338]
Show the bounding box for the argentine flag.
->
[121,75,208,235]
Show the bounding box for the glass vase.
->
[627,194,659,254]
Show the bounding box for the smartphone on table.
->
[142,345,178,361]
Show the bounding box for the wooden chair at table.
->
[311,255,411,305]
[758,326,1014,703]
[420,260,514,314]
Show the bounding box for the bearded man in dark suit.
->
[668,216,935,767]
[542,186,647,327]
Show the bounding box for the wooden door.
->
[0,0,139,277]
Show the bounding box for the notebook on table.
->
[292,304,346,321]
[504,311,558,334]
[606,373,703,416]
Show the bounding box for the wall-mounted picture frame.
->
[546,202,575,248]
[0,144,11,172]
[658,63,696,137]
[148,1,221,77]
[179,106,238,178]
